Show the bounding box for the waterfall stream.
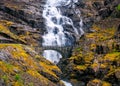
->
[62,80,72,86]
[42,0,84,64]
[42,0,84,86]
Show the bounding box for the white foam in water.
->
[42,0,84,64]
[62,81,72,86]
[43,50,62,64]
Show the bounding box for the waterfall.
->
[62,80,72,86]
[42,0,84,64]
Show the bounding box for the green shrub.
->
[15,74,21,81]
[116,4,120,11]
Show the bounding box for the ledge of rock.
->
[0,44,64,86]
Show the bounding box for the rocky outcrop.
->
[0,0,65,86]
[0,0,45,28]
[56,0,120,34]
[76,0,120,31]
[87,79,111,86]
[59,18,120,86]
[0,0,46,46]
[0,19,64,85]
[0,44,64,86]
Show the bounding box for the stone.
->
[92,2,103,10]
[73,56,85,65]
[104,0,114,5]
[115,70,120,79]
[98,8,112,19]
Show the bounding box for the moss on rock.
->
[0,44,64,86]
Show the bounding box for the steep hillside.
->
[0,0,64,86]
[58,0,120,85]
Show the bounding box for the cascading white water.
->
[42,0,84,64]
[62,80,72,86]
